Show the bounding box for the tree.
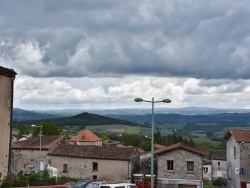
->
[141,137,151,151]
[154,131,162,144]
[121,134,142,147]
[32,122,60,136]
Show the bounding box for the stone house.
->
[206,150,227,180]
[0,66,17,179]
[47,144,140,182]
[69,129,102,146]
[11,135,65,175]
[203,161,212,181]
[224,129,250,188]
[155,143,206,188]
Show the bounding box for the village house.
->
[203,160,212,181]
[0,66,17,180]
[11,135,65,175]
[224,129,250,188]
[155,143,206,188]
[69,129,102,146]
[47,144,140,182]
[207,150,227,180]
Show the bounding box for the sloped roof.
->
[48,144,138,161]
[17,134,32,140]
[155,142,206,157]
[154,143,166,150]
[207,150,226,160]
[12,135,65,150]
[0,66,17,78]
[224,129,250,143]
[70,129,102,142]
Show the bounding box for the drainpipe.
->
[8,74,16,175]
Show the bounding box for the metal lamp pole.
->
[31,124,43,173]
[134,97,171,188]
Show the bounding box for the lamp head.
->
[163,98,171,103]
[134,97,144,102]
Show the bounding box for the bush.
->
[0,169,59,187]
[212,177,222,187]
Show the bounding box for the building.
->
[47,144,140,182]
[203,161,212,181]
[224,129,250,188]
[0,66,17,179]
[207,150,227,180]
[69,129,102,146]
[11,135,65,175]
[155,143,206,188]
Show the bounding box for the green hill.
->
[18,112,138,127]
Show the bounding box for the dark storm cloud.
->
[1,0,250,79]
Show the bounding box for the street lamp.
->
[134,97,171,188]
[31,124,43,173]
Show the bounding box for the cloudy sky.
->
[1,0,250,110]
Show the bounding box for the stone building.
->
[47,144,140,182]
[224,129,250,188]
[155,143,206,188]
[207,150,227,180]
[11,135,65,175]
[0,66,17,179]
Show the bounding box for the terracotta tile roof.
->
[207,150,226,160]
[224,129,250,143]
[154,143,166,150]
[155,142,206,156]
[70,129,102,143]
[48,144,138,161]
[12,135,65,150]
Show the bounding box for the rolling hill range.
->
[16,112,138,127]
[13,108,250,135]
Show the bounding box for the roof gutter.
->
[8,71,17,175]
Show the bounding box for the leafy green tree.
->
[189,137,195,147]
[32,122,60,136]
[154,131,162,144]
[98,133,109,141]
[177,135,183,143]
[121,134,142,147]
[141,137,151,151]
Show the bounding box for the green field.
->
[12,128,19,135]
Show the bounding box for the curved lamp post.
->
[31,124,43,173]
[134,97,171,188]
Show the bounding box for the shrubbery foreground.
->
[0,170,76,188]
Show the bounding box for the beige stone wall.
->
[48,155,132,183]
[11,149,49,174]
[157,149,203,180]
[0,75,12,179]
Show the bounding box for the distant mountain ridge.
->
[13,107,250,121]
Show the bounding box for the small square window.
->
[93,162,98,171]
[63,164,68,173]
[167,160,174,170]
[203,167,208,173]
[187,161,194,172]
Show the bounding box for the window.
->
[203,167,208,173]
[234,146,236,158]
[187,161,194,172]
[167,160,174,170]
[93,162,98,171]
[218,162,220,166]
[63,164,68,173]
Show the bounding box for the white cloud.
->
[1,0,250,110]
